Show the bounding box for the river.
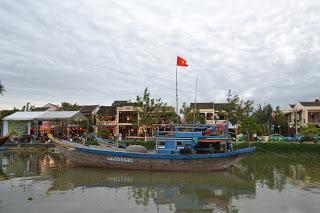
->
[0,151,319,213]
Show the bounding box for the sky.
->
[0,0,320,110]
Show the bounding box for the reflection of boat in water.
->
[48,168,255,191]
[49,124,255,171]
[48,168,255,212]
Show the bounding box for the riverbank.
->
[3,143,54,151]
[236,142,320,154]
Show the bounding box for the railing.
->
[97,121,116,125]
[308,119,320,123]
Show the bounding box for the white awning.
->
[3,112,45,121]
[36,111,86,120]
[3,111,88,121]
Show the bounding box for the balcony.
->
[97,121,116,126]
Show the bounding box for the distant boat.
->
[0,134,11,147]
[49,124,255,172]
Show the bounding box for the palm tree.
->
[0,81,5,95]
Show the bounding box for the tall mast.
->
[176,65,179,122]
[193,70,199,123]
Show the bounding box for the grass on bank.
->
[236,142,320,154]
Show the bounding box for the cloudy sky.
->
[0,0,320,110]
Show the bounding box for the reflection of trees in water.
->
[0,151,65,178]
[129,183,254,212]
[239,154,320,191]
[131,187,156,206]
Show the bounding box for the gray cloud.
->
[0,0,320,110]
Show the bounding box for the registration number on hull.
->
[106,157,133,163]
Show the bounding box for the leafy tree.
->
[239,117,263,140]
[0,81,5,95]
[180,102,205,124]
[253,104,273,135]
[157,106,178,124]
[272,106,287,134]
[98,129,111,139]
[300,124,320,138]
[226,90,254,125]
[21,102,35,111]
[59,102,81,111]
[135,88,173,138]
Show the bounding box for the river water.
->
[0,151,319,213]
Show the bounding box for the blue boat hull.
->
[51,136,255,171]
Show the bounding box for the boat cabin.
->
[156,123,231,154]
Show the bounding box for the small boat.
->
[0,134,11,147]
[49,124,255,171]
[93,135,127,148]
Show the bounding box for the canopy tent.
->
[3,111,88,121]
[2,111,88,137]
[3,111,45,121]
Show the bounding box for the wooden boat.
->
[49,124,255,172]
[93,135,127,148]
[0,134,11,147]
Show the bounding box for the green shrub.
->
[124,140,156,150]
[236,142,320,154]
[98,129,111,139]
[85,140,99,146]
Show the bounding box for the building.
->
[32,103,59,111]
[95,101,138,138]
[114,101,139,138]
[190,102,233,124]
[282,99,320,136]
[95,106,117,137]
[79,105,100,125]
[95,101,175,139]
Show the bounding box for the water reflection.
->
[0,152,319,213]
[239,154,320,191]
[47,168,255,212]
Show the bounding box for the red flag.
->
[177,56,188,67]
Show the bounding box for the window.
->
[177,141,184,146]
[159,141,165,146]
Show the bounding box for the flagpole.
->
[193,70,199,124]
[176,65,179,123]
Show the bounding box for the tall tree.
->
[253,104,273,135]
[0,81,5,95]
[135,88,170,138]
[21,102,35,111]
[239,117,263,140]
[59,102,81,111]
[272,106,287,135]
[225,90,254,125]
